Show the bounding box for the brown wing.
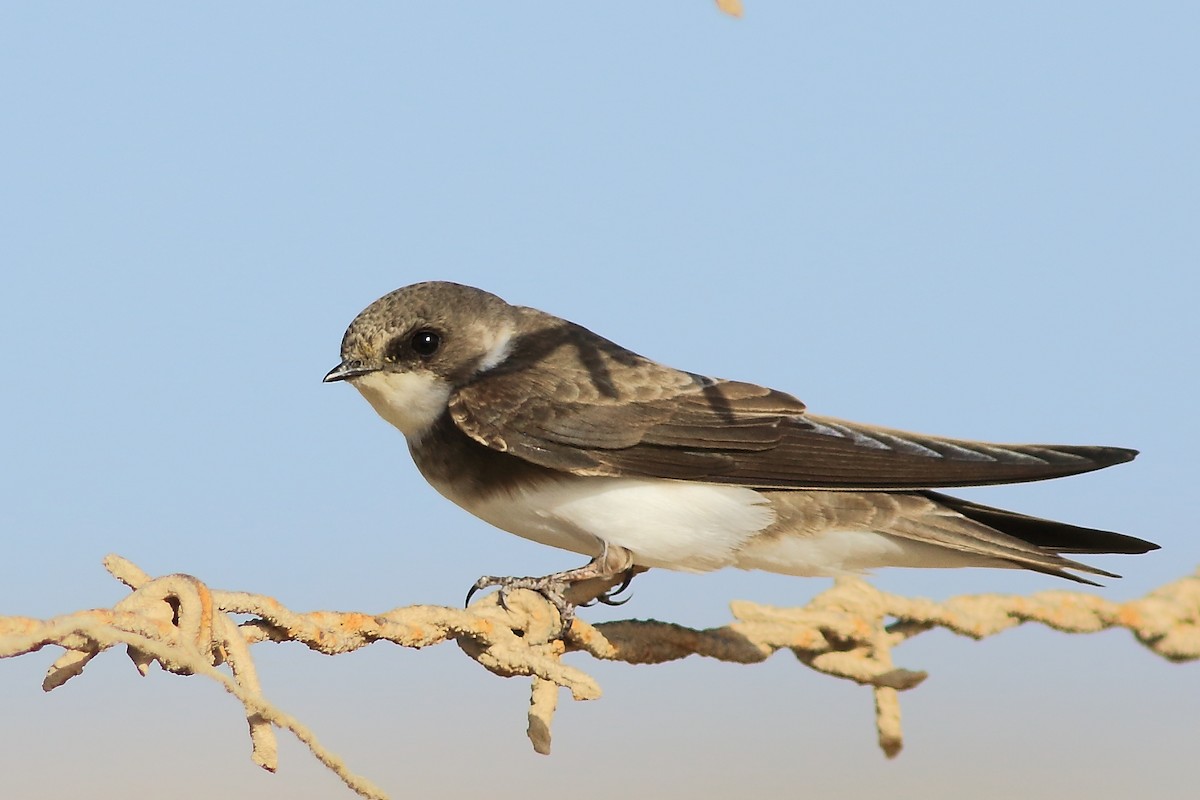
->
[448,318,1136,490]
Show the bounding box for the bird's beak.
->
[323,360,375,383]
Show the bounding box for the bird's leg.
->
[465,544,638,635]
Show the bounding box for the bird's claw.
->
[581,571,636,607]
[463,547,639,639]
[465,574,577,637]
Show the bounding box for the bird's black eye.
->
[410,329,441,357]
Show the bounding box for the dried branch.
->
[2,554,1196,799]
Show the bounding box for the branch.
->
[2,555,1196,798]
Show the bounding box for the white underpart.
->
[426,460,1010,575]
[445,476,1003,575]
[350,370,451,440]
[448,477,778,572]
[733,530,1009,578]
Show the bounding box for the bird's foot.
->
[580,567,642,607]
[465,545,637,638]
[467,573,576,631]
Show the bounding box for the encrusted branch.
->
[2,554,1196,798]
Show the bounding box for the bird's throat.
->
[350,370,451,441]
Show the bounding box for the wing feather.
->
[449,320,1136,490]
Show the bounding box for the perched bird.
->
[324,281,1156,623]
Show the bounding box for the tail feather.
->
[924,491,1159,556]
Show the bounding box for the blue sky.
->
[2,3,1197,798]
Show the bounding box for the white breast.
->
[440,476,777,572]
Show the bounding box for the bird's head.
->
[324,281,517,440]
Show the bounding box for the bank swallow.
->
[324,281,1156,624]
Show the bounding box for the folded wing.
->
[449,326,1136,490]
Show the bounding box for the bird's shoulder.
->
[447,310,807,457]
